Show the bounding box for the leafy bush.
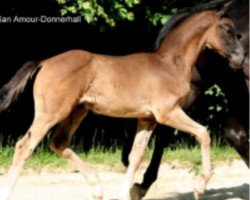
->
[55,0,214,27]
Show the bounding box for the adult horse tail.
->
[0,61,41,112]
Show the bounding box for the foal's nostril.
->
[236,34,242,40]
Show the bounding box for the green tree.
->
[56,0,141,26]
[55,0,214,27]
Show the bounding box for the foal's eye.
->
[218,24,233,35]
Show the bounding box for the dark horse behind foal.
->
[0,1,245,200]
[128,1,249,199]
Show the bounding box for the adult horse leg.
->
[121,119,156,200]
[122,128,136,167]
[130,130,166,200]
[49,105,103,200]
[155,107,211,200]
[0,114,58,200]
[225,117,249,167]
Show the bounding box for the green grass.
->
[0,144,240,173]
[162,145,240,165]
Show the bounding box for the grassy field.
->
[0,144,240,174]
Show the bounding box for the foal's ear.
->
[216,0,233,18]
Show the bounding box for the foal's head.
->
[204,1,245,69]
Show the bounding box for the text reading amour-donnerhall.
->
[0,16,82,23]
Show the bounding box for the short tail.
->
[0,61,41,112]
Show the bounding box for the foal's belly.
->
[81,93,153,118]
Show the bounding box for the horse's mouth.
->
[242,55,249,78]
[229,53,247,70]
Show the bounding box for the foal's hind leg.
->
[155,107,211,200]
[49,106,103,200]
[121,119,156,200]
[0,115,58,200]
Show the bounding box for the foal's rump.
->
[32,50,95,118]
[0,50,96,117]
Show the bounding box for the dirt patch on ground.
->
[0,160,249,200]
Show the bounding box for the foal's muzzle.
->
[228,47,246,70]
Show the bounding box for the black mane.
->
[153,0,232,50]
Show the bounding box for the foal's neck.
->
[157,11,216,80]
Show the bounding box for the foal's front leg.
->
[155,107,212,200]
[120,119,156,200]
[130,130,167,200]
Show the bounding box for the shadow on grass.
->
[145,184,249,200]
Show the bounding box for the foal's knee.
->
[202,170,212,182]
[195,127,211,146]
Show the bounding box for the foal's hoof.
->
[93,196,103,200]
[193,188,203,200]
[93,185,103,200]
[130,183,147,200]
